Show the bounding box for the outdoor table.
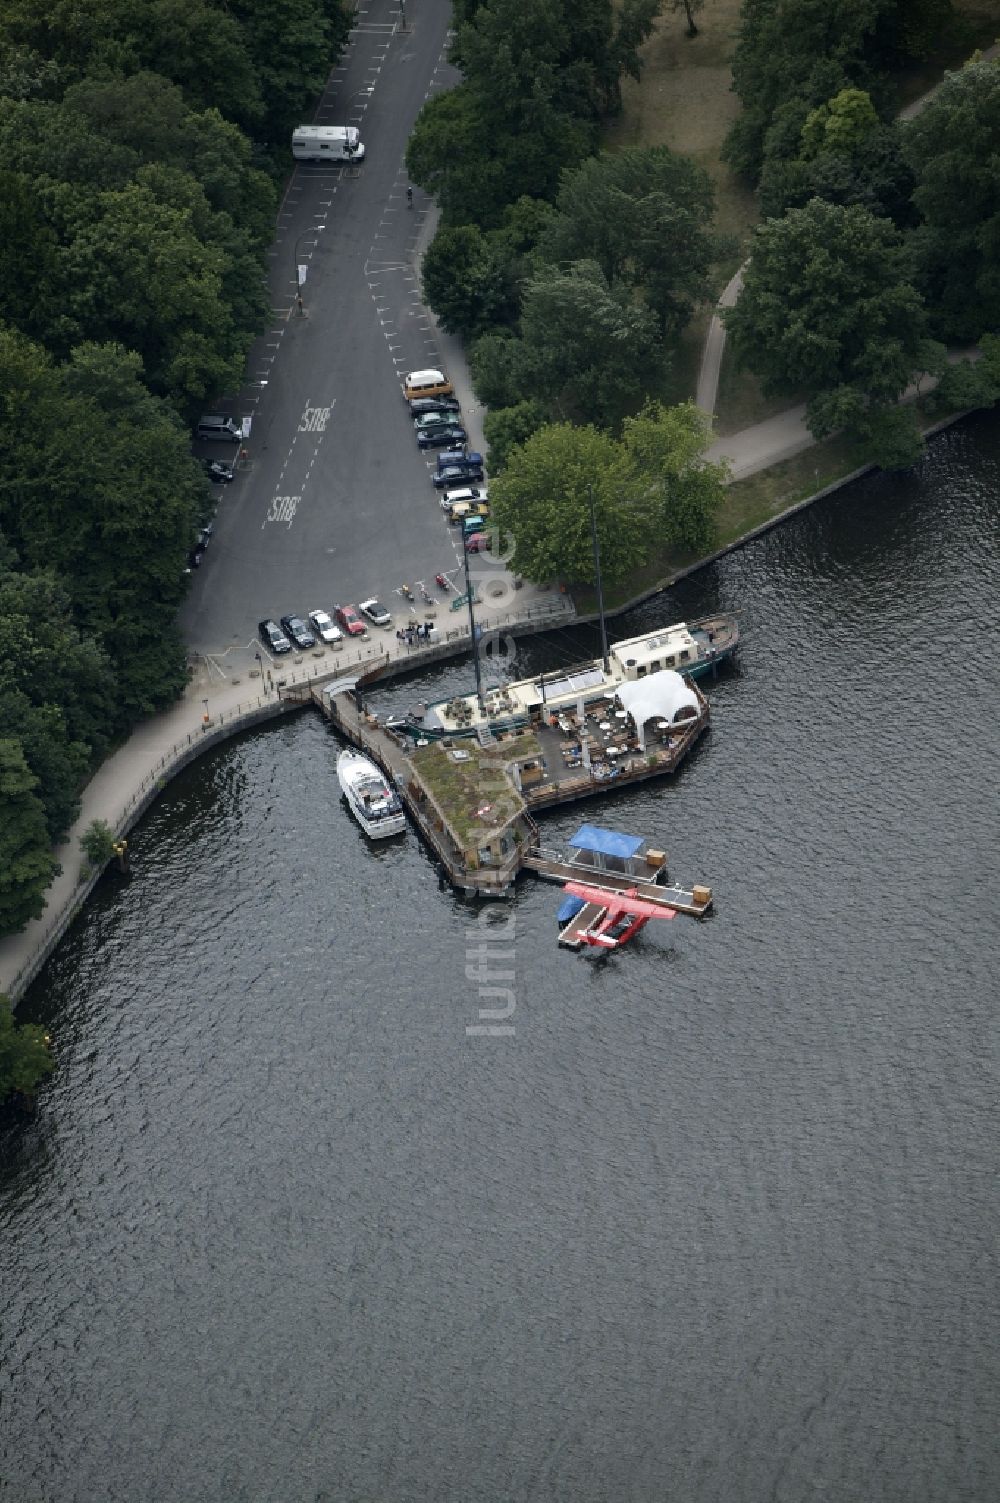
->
[615,709,628,719]
[599,721,612,732]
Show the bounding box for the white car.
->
[307,608,343,644]
[439,484,488,512]
[359,597,392,628]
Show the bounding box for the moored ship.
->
[336,749,407,838]
[393,614,738,742]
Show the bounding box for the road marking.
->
[265,495,301,528]
[298,401,333,433]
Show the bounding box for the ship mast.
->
[589,485,610,674]
[462,535,485,712]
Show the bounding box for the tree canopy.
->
[0,738,59,934]
[724,198,930,403]
[0,0,354,931]
[407,0,662,228]
[489,403,725,585]
[904,56,1000,341]
[515,261,663,428]
[540,145,717,334]
[0,995,54,1105]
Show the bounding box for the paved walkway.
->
[0,590,571,1001]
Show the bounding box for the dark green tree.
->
[723,0,889,183]
[0,330,203,717]
[540,145,717,333]
[904,57,1000,340]
[469,330,526,410]
[0,995,54,1105]
[517,261,663,426]
[757,119,915,225]
[0,738,58,935]
[229,0,349,143]
[621,401,726,552]
[724,199,929,411]
[80,818,116,869]
[421,224,514,337]
[482,400,548,473]
[489,422,652,585]
[925,356,1000,415]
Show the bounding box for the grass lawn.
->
[605,0,757,259]
[411,733,538,844]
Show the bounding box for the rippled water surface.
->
[3,417,999,1502]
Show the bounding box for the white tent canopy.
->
[614,670,700,749]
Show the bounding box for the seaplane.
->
[557,881,676,952]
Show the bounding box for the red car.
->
[334,604,367,637]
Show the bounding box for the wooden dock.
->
[522,853,713,918]
[310,678,714,907]
[559,901,610,949]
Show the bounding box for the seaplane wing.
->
[560,883,676,951]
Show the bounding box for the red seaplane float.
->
[557,881,677,952]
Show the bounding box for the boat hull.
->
[336,750,407,839]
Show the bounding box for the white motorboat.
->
[337,749,406,839]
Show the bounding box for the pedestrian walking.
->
[406,185,413,209]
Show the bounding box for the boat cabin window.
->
[636,665,646,677]
[679,649,690,662]
[649,660,660,672]
[664,655,675,668]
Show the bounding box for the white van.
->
[291,126,365,162]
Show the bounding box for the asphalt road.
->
[180,0,470,668]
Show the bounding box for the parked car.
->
[403,368,453,402]
[413,408,461,431]
[197,415,242,443]
[279,614,316,650]
[409,395,461,417]
[334,604,367,637]
[202,459,234,484]
[465,531,492,553]
[432,450,485,488]
[359,597,392,628]
[417,423,467,450]
[448,500,491,526]
[442,485,488,508]
[259,618,291,654]
[308,608,343,644]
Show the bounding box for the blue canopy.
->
[567,824,644,859]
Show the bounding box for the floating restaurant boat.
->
[336,749,406,839]
[392,615,738,742]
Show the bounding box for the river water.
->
[3,416,999,1503]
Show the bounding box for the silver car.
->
[307,608,344,644]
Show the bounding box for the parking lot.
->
[179,0,504,675]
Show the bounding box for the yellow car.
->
[447,499,490,526]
